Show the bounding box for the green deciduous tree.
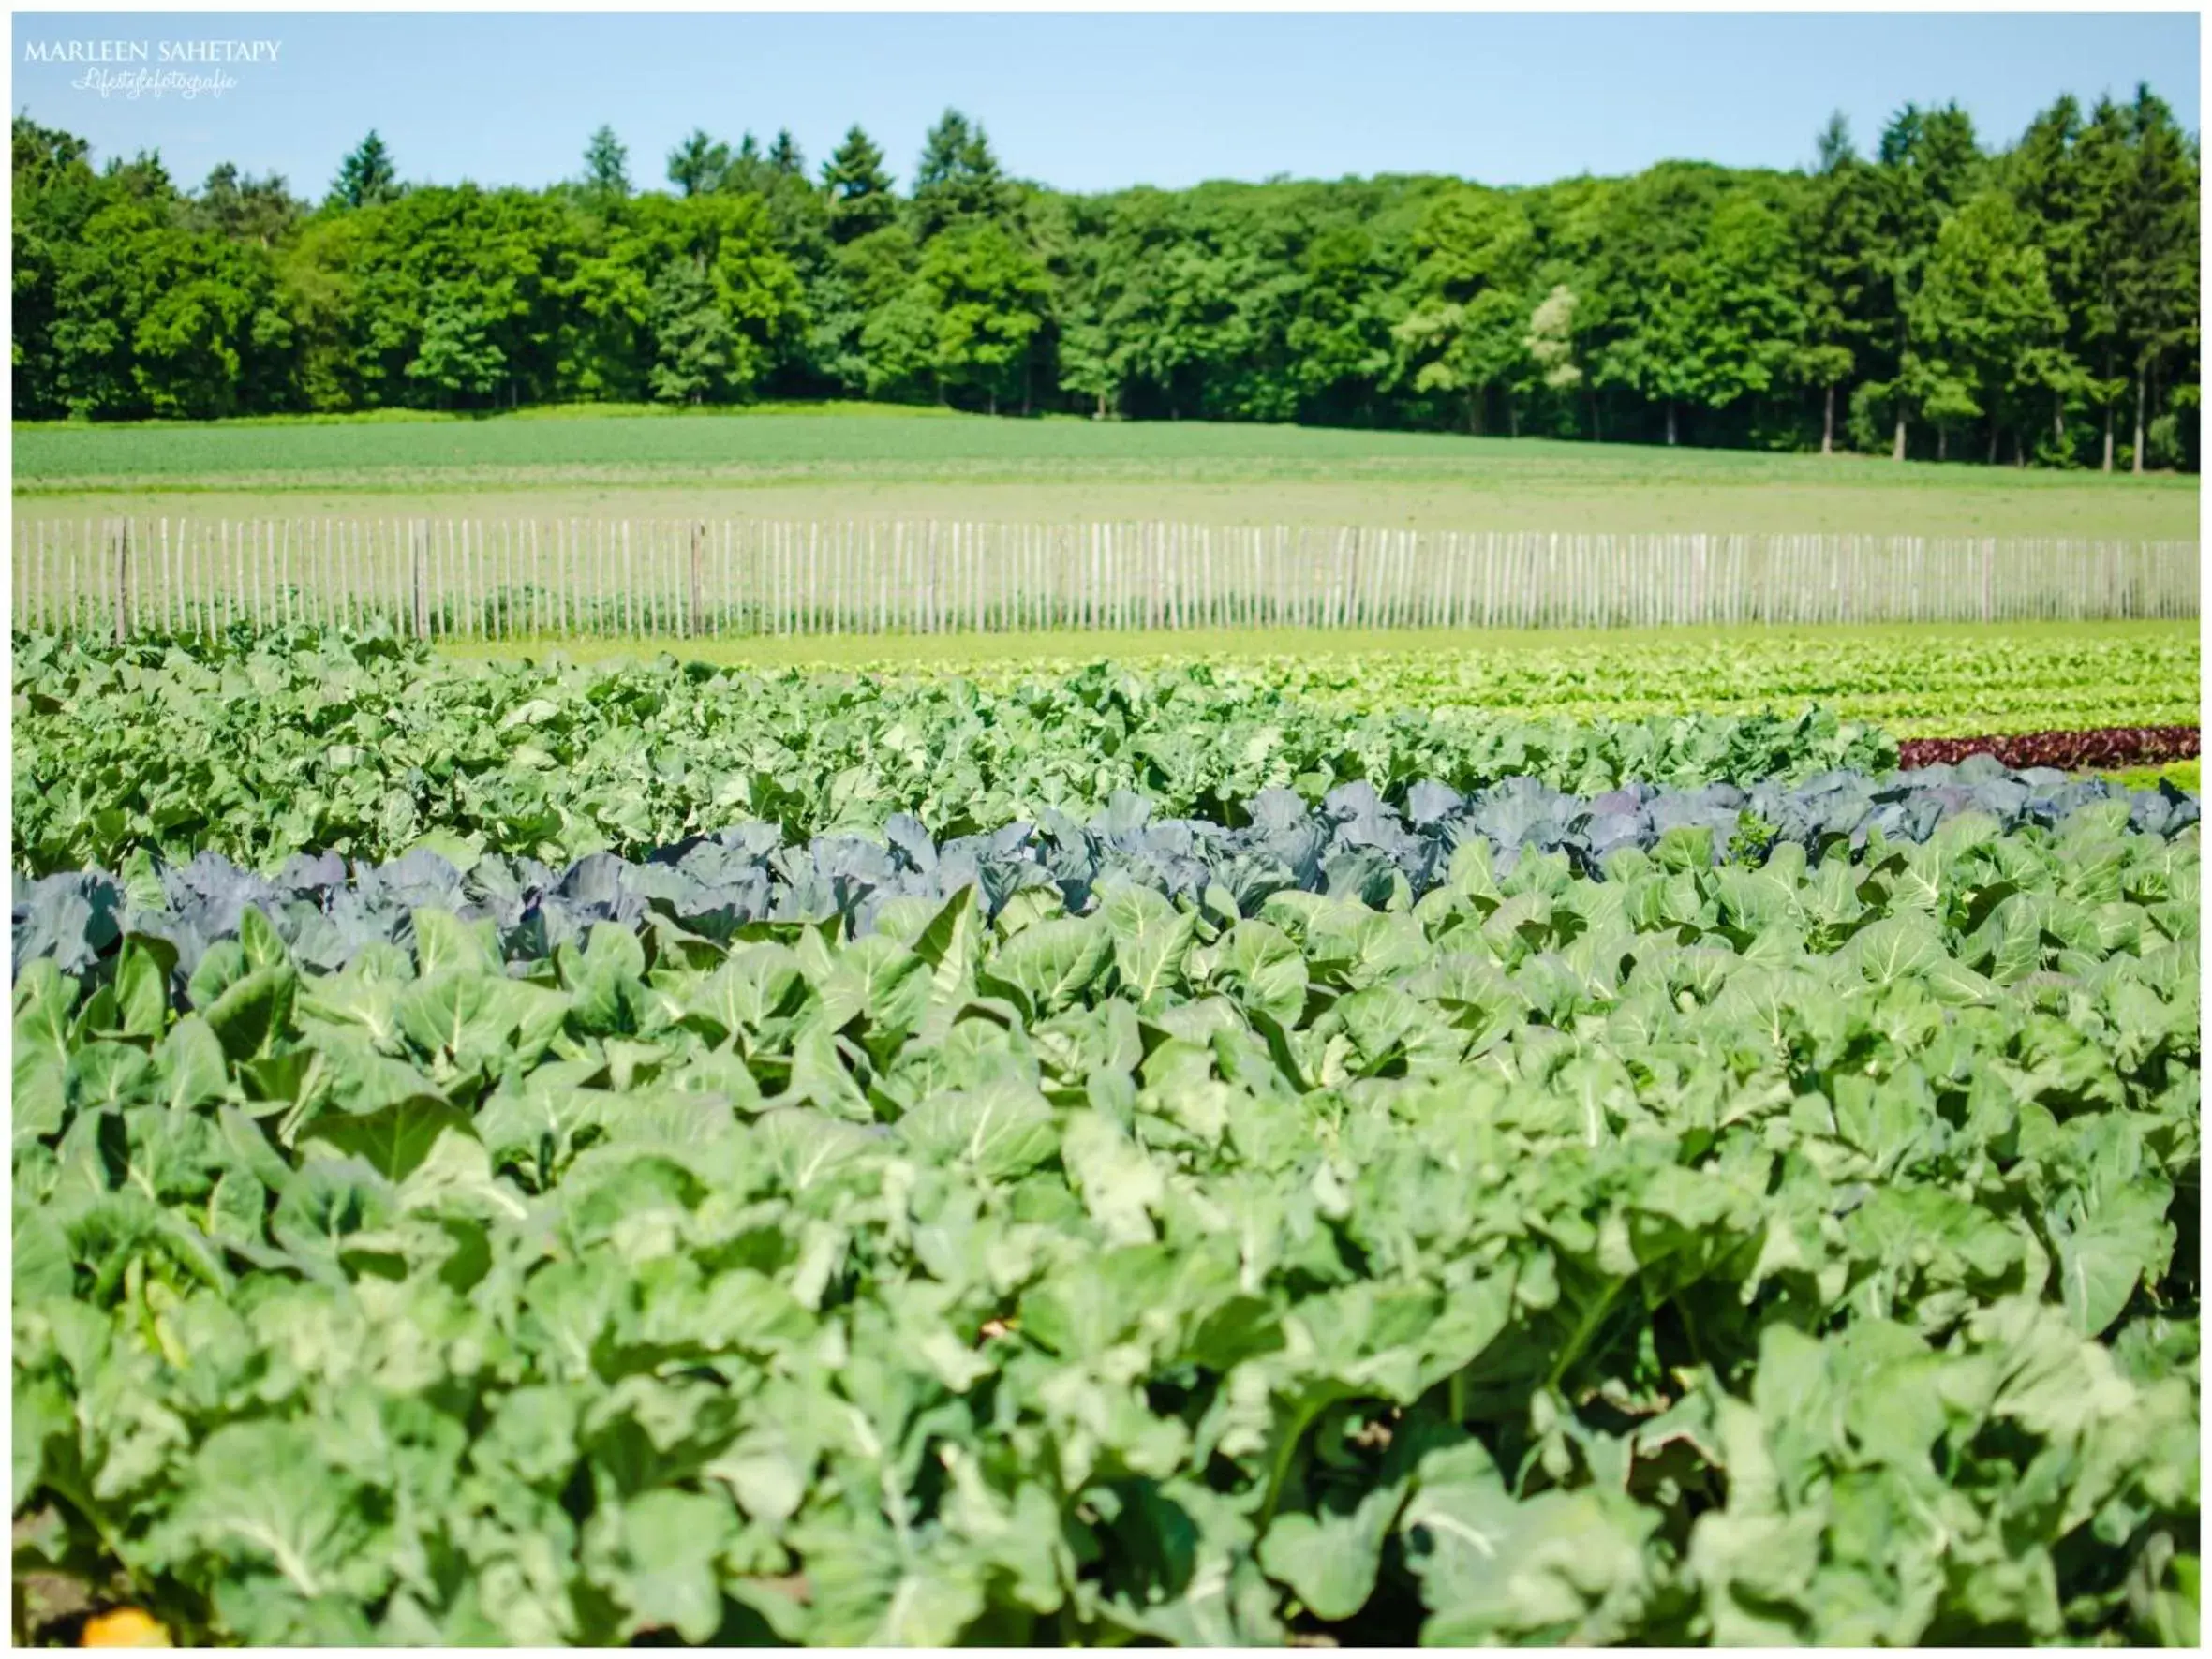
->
[1056,317,1129,419]
[1904,190,2064,461]
[647,256,735,403]
[858,283,937,401]
[915,220,1051,413]
[7,98,2196,466]
[406,287,505,407]
[1287,224,1400,425]
[1525,283,1583,393]
[1590,166,1744,444]
[1392,187,1536,434]
[18,141,295,420]
[1679,193,1804,440]
[806,224,918,395]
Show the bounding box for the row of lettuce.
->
[745,626,2205,741]
[11,783,2201,1643]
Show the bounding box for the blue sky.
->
[12,12,2201,200]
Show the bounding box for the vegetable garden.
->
[10,624,2203,1646]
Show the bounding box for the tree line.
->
[9,92,2199,468]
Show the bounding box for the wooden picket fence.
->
[10,517,2202,642]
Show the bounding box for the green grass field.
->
[14,405,2199,539]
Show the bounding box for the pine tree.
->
[1798,113,1879,453]
[767,129,803,178]
[822,126,897,243]
[1871,102,1983,457]
[719,132,762,195]
[2005,96,2093,461]
[2116,86,2197,472]
[330,130,398,209]
[667,129,730,198]
[583,126,630,200]
[914,111,972,195]
[191,163,302,247]
[912,110,1008,240]
[2074,97,2136,469]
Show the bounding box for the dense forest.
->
[9,91,2200,467]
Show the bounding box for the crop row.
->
[11,788,2199,1644]
[11,630,1898,876]
[1897,725,2201,772]
[15,763,2200,983]
[815,626,2203,739]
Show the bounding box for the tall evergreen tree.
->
[912,110,1008,240]
[1797,113,1879,454]
[721,132,771,197]
[1870,102,1982,457]
[2115,86,2198,472]
[582,126,631,200]
[2004,96,2097,462]
[330,130,399,210]
[667,129,730,198]
[190,163,303,248]
[822,126,897,244]
[2074,97,2138,469]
